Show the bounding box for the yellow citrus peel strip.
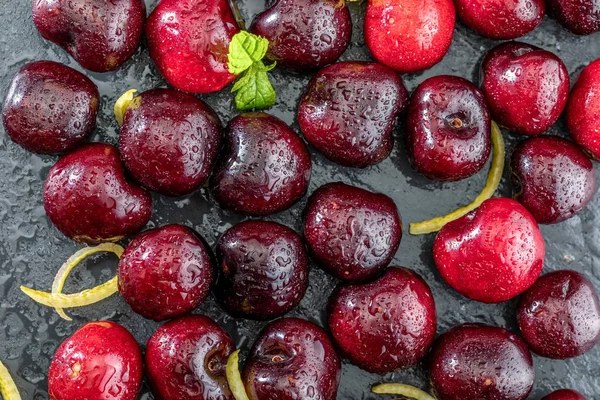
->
[20,243,123,320]
[114,89,138,126]
[226,350,250,400]
[372,383,436,400]
[0,360,21,400]
[409,121,505,235]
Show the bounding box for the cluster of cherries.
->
[2,0,600,399]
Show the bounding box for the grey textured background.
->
[0,0,599,398]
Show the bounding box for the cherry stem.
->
[372,383,436,400]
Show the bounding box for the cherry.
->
[566,58,600,160]
[429,323,534,400]
[145,315,235,400]
[43,143,152,244]
[517,270,600,359]
[297,61,408,168]
[250,0,352,71]
[242,318,341,400]
[455,0,545,39]
[547,0,600,35]
[146,0,240,94]
[48,321,143,400]
[215,220,309,320]
[303,182,402,282]
[542,389,587,400]
[32,0,145,72]
[481,41,570,136]
[117,224,214,321]
[406,75,491,181]
[119,89,222,197]
[511,136,596,224]
[210,112,311,215]
[433,197,545,303]
[327,267,436,374]
[365,0,455,73]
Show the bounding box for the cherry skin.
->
[242,318,341,400]
[547,0,600,35]
[511,136,596,224]
[119,89,222,197]
[250,0,352,71]
[406,75,491,181]
[327,267,436,374]
[32,0,145,72]
[43,143,152,244]
[215,220,309,320]
[429,323,535,400]
[146,0,240,94]
[566,58,600,160]
[542,389,587,400]
[2,61,99,154]
[455,0,545,39]
[48,321,143,400]
[118,224,214,321]
[517,270,600,359]
[298,61,408,168]
[210,112,312,216]
[303,182,402,282]
[145,315,235,400]
[481,41,570,136]
[365,0,456,73]
[433,197,545,303]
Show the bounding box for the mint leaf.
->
[232,63,276,111]
[227,31,270,75]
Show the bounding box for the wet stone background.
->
[0,0,599,399]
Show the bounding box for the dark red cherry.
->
[32,0,145,72]
[145,315,235,400]
[215,220,309,320]
[43,143,152,244]
[481,41,570,136]
[517,270,600,359]
[118,224,214,321]
[542,389,587,400]
[547,0,600,35]
[210,112,312,216]
[119,89,222,197]
[511,136,596,224]
[2,60,99,154]
[406,75,491,181]
[298,61,408,168]
[328,267,436,374]
[242,318,341,400]
[303,182,402,282]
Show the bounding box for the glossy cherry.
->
[215,220,309,320]
[517,270,600,359]
[328,267,436,374]
[210,112,312,215]
[48,321,143,400]
[511,136,596,224]
[145,315,235,400]
[2,61,99,154]
[250,0,352,71]
[547,0,600,35]
[242,318,341,400]
[298,61,408,168]
[118,224,214,321]
[43,143,152,244]
[433,197,545,303]
[429,323,535,400]
[365,0,455,73]
[566,58,600,160]
[146,0,240,94]
[32,0,145,72]
[303,182,402,282]
[481,41,570,136]
[406,75,491,181]
[119,89,222,197]
[542,389,587,400]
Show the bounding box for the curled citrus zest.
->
[114,89,138,126]
[51,243,124,321]
[0,360,22,400]
[409,121,505,235]
[372,383,436,400]
[226,350,250,400]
